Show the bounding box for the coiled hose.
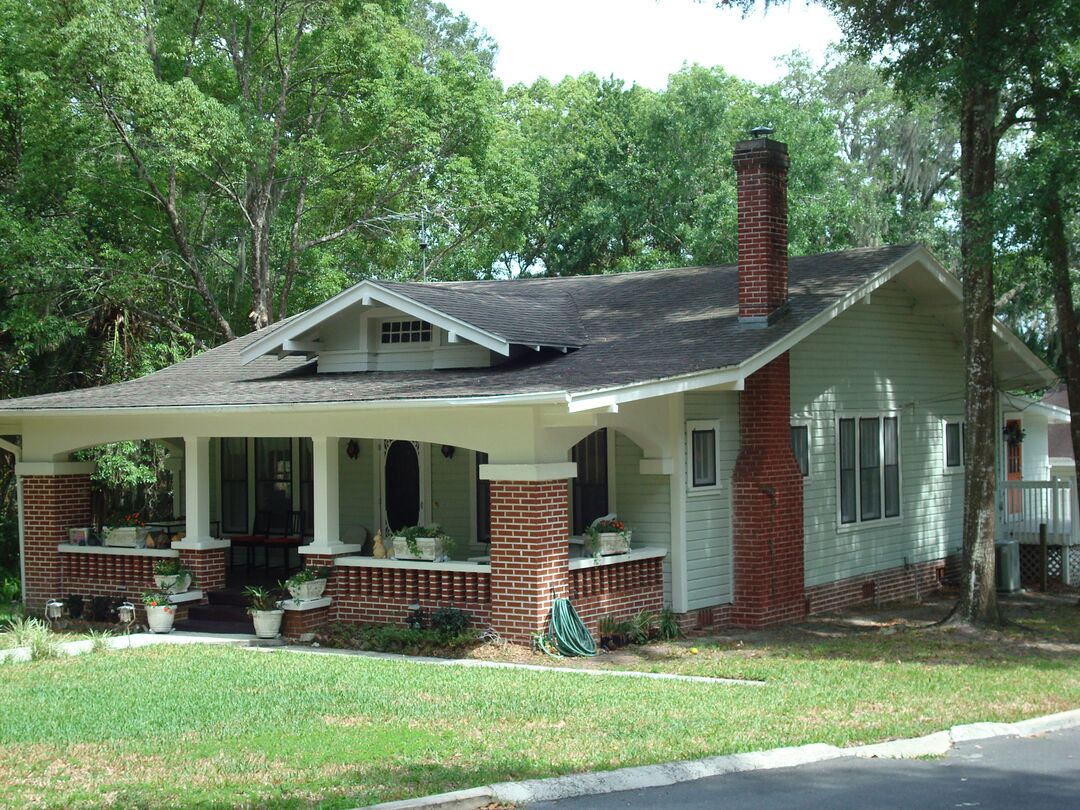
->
[546,597,597,657]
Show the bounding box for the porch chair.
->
[228,510,271,569]
[265,510,305,574]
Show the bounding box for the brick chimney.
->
[732,131,789,324]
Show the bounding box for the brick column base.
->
[732,354,805,626]
[178,548,227,594]
[488,479,570,644]
[282,605,330,641]
[20,473,93,611]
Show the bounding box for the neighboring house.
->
[0,136,1065,641]
[1037,384,1076,479]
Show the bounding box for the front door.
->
[1006,419,1023,515]
[381,440,425,533]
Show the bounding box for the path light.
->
[45,599,64,622]
[117,602,135,624]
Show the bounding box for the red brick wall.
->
[804,556,953,614]
[731,354,806,627]
[489,479,570,643]
[571,556,664,636]
[21,474,92,610]
[178,548,226,592]
[733,137,790,321]
[60,552,157,600]
[333,565,491,628]
[282,606,330,641]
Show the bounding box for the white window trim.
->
[835,411,903,531]
[377,317,434,351]
[686,420,722,495]
[942,417,965,474]
[790,418,812,480]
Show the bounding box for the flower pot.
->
[393,537,449,561]
[145,604,176,633]
[251,609,284,639]
[153,574,191,595]
[104,526,149,548]
[287,579,327,601]
[592,531,631,556]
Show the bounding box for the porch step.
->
[187,603,250,623]
[174,618,254,635]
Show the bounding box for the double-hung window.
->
[838,414,900,525]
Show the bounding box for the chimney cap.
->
[750,125,775,139]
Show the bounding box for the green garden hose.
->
[548,597,597,657]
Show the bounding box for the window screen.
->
[691,428,717,487]
[220,437,248,534]
[839,418,857,524]
[945,422,962,468]
[255,438,293,530]
[790,425,809,477]
[859,418,882,521]
[884,417,900,518]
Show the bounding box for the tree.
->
[813,1,1079,626]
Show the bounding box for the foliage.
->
[658,607,682,641]
[0,615,59,660]
[283,566,332,588]
[390,524,456,558]
[0,573,19,604]
[84,628,113,654]
[152,559,192,579]
[244,586,280,613]
[314,621,481,656]
[429,606,472,637]
[140,589,173,608]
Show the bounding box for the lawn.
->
[1,600,1079,809]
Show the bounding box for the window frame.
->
[835,411,903,530]
[377,317,433,350]
[790,419,812,479]
[254,437,294,530]
[686,420,722,495]
[942,418,966,474]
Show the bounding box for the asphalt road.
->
[530,727,1080,809]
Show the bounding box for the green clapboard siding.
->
[791,278,965,588]
[613,431,673,599]
[683,391,739,609]
[338,438,376,544]
[431,446,474,559]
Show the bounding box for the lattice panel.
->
[1019,544,1063,586]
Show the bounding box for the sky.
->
[445,0,843,89]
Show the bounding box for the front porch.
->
[20,405,678,642]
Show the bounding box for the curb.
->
[359,707,1080,809]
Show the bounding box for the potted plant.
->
[282,566,332,601]
[391,525,455,561]
[152,560,193,594]
[585,517,631,558]
[102,511,149,548]
[142,590,176,633]
[245,586,283,638]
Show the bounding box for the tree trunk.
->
[952,84,1001,626]
[1045,188,1080,485]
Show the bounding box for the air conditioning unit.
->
[995,541,1020,593]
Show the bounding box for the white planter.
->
[251,609,284,639]
[153,574,191,594]
[591,531,631,556]
[145,604,176,633]
[104,526,150,548]
[287,579,327,601]
[393,536,449,561]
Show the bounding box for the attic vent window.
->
[381,319,432,345]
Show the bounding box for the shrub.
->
[314,622,482,657]
[430,606,471,637]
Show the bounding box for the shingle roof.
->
[0,244,919,411]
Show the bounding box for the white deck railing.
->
[997,478,1080,546]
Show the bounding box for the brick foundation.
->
[804,556,954,614]
[21,474,92,610]
[488,479,570,643]
[731,354,805,627]
[332,565,492,628]
[282,606,330,641]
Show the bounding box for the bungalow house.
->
[0,135,1066,641]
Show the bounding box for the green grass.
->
[1,608,1079,809]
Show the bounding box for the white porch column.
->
[313,435,340,545]
[175,436,228,551]
[302,436,363,557]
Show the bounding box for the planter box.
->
[591,531,631,556]
[287,579,327,601]
[393,536,449,561]
[251,609,284,639]
[104,526,149,548]
[145,604,176,634]
[154,574,191,595]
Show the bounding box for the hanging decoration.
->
[346,439,360,460]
